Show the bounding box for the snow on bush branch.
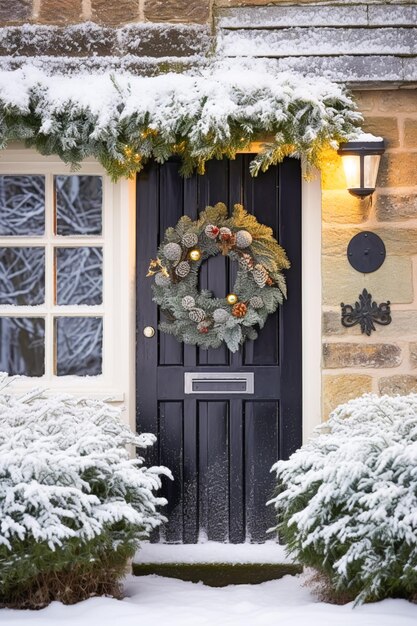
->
[0,62,362,180]
[0,374,170,555]
[270,394,417,604]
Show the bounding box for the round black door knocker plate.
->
[347,231,386,274]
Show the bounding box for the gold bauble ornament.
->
[189,249,201,262]
[226,293,238,305]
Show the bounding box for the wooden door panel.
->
[159,401,183,543]
[245,401,280,542]
[199,401,230,542]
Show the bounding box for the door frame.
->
[301,170,322,441]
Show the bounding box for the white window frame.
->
[0,149,136,428]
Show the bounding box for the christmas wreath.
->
[147,203,290,352]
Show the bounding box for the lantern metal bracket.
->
[341,289,391,336]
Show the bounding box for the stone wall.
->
[0,0,211,26]
[0,4,212,73]
[322,88,417,416]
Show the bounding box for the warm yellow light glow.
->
[189,249,201,262]
[341,154,360,189]
[226,293,238,305]
[364,154,381,188]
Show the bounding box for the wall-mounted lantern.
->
[338,135,385,198]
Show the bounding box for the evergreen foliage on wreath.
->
[147,203,290,352]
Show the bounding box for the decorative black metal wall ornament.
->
[341,289,391,336]
[347,231,386,274]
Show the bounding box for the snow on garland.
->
[0,64,362,180]
[270,393,417,604]
[148,203,289,352]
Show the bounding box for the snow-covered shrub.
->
[270,394,417,604]
[0,377,171,608]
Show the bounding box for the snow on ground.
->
[2,574,417,626]
[135,540,293,564]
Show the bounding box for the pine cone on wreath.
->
[182,295,196,310]
[189,308,206,323]
[239,252,254,270]
[182,232,199,248]
[232,302,247,318]
[250,296,263,309]
[197,321,210,333]
[175,261,191,278]
[163,242,182,261]
[252,264,269,288]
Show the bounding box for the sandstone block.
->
[118,24,211,57]
[322,227,360,256]
[322,343,402,368]
[39,0,83,24]
[376,90,417,114]
[378,153,417,188]
[375,193,417,221]
[323,374,373,418]
[322,189,370,224]
[363,116,399,148]
[0,0,31,24]
[322,256,413,306]
[379,375,417,395]
[91,0,140,26]
[323,310,417,338]
[354,90,377,113]
[404,118,417,148]
[144,0,210,23]
[322,226,417,257]
[321,154,346,191]
[2,24,117,57]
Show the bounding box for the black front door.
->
[136,156,302,543]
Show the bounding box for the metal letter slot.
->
[184,372,254,395]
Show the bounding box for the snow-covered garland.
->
[148,203,289,352]
[0,64,362,179]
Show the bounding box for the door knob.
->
[143,326,155,338]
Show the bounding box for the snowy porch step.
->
[132,542,302,586]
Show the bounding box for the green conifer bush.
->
[0,377,171,608]
[270,394,417,604]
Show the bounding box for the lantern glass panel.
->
[364,154,381,189]
[341,154,361,189]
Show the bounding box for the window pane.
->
[55,175,102,236]
[56,247,102,305]
[0,248,45,305]
[0,317,45,376]
[56,317,102,376]
[0,175,45,236]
